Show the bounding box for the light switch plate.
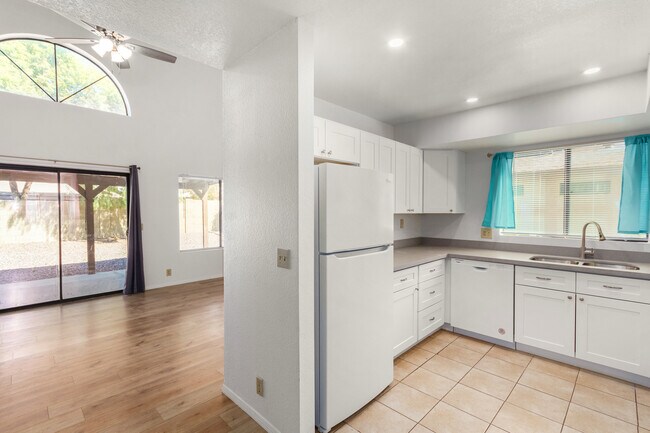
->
[481,227,493,239]
[277,248,290,269]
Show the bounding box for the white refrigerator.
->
[315,163,394,432]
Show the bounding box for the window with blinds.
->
[502,141,647,240]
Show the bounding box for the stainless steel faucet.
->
[580,221,606,259]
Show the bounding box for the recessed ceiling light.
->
[388,38,404,48]
[583,67,601,75]
[466,97,479,103]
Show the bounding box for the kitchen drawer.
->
[393,267,418,292]
[418,301,444,340]
[418,275,445,311]
[419,260,445,282]
[577,273,650,304]
[516,266,575,293]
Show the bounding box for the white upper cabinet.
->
[314,116,326,158]
[378,137,396,175]
[324,119,361,164]
[395,142,422,214]
[359,131,380,170]
[423,150,466,214]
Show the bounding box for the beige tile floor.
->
[333,330,650,433]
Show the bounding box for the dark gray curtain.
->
[124,165,145,294]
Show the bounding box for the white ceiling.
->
[27,0,650,125]
[27,0,325,69]
[310,0,650,124]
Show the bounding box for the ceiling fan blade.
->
[116,60,131,70]
[44,38,99,45]
[129,43,177,63]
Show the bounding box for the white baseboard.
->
[146,276,223,291]
[222,385,280,433]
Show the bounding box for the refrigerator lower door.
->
[317,245,393,432]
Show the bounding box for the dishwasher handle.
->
[472,266,488,271]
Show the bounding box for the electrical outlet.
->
[480,227,493,239]
[256,377,264,397]
[277,248,290,269]
[399,218,405,229]
[166,268,172,277]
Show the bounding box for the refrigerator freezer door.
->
[318,245,393,431]
[318,164,393,254]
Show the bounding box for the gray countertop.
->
[394,245,650,280]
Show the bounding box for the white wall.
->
[222,18,314,433]
[315,97,394,138]
[393,214,421,241]
[395,72,648,149]
[0,0,223,289]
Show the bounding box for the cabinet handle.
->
[429,317,436,322]
[429,269,436,273]
[429,291,436,295]
[579,297,585,301]
[567,295,573,300]
[449,209,453,212]
[473,266,488,271]
[535,276,552,281]
[603,285,623,290]
[399,278,407,282]
[320,149,326,154]
[327,150,332,155]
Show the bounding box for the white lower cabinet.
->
[576,294,650,377]
[515,285,575,357]
[393,285,418,356]
[418,301,444,340]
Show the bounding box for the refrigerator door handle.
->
[332,245,391,259]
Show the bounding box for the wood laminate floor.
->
[0,279,263,433]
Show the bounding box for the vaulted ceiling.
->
[27,0,650,125]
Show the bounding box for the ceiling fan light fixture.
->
[92,37,113,56]
[111,49,125,63]
[117,44,132,60]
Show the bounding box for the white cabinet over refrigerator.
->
[315,163,394,433]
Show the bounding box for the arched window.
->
[0,35,130,116]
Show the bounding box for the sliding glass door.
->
[0,166,128,310]
[0,169,60,309]
[60,173,128,299]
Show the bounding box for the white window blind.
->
[502,141,646,240]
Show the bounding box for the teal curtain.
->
[482,152,515,228]
[618,135,650,234]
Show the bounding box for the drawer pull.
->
[536,276,552,281]
[567,295,573,300]
[429,269,436,273]
[579,297,585,301]
[429,317,436,322]
[473,266,488,271]
[399,278,407,282]
[429,291,436,295]
[603,285,623,290]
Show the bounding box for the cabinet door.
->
[448,150,466,213]
[394,143,410,214]
[576,295,650,376]
[325,120,360,164]
[378,138,396,175]
[393,286,418,356]
[314,116,326,158]
[408,147,423,213]
[515,285,575,356]
[423,150,448,213]
[359,131,380,170]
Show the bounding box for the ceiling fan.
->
[45,21,177,69]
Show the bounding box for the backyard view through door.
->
[0,167,128,309]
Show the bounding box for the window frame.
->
[177,175,223,252]
[0,33,131,116]
[499,140,649,243]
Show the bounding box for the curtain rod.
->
[486,138,627,159]
[0,154,140,170]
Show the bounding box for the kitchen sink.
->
[529,255,640,271]
[529,256,581,265]
[581,260,640,271]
